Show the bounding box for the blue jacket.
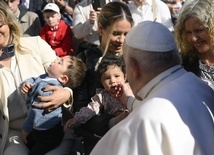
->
[21,74,62,133]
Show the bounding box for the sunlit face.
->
[47,56,71,79]
[0,17,10,49]
[43,11,61,27]
[185,16,213,54]
[101,65,126,93]
[123,48,141,100]
[123,48,133,91]
[4,0,20,15]
[100,19,132,55]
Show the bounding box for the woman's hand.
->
[64,118,78,131]
[33,86,71,111]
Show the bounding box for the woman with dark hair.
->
[44,2,133,155]
[73,1,134,154]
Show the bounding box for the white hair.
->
[123,43,182,73]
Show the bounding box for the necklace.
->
[199,61,214,90]
[199,61,214,77]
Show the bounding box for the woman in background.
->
[174,0,214,90]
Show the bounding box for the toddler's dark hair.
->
[97,56,126,81]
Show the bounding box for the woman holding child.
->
[0,1,72,155]
[72,1,134,154]
[20,2,134,155]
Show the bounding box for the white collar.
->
[137,65,183,100]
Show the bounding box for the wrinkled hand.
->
[21,130,28,144]
[21,82,33,94]
[114,83,134,106]
[32,86,71,111]
[64,118,78,131]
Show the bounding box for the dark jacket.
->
[73,44,103,112]
[181,52,200,77]
[73,44,120,154]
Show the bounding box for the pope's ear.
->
[129,57,140,80]
[58,75,69,85]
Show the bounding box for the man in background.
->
[5,0,41,36]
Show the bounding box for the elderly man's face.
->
[123,47,135,93]
[123,46,142,100]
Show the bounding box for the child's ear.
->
[58,75,69,85]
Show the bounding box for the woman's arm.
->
[33,86,72,111]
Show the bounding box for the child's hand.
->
[21,82,33,94]
[21,130,28,144]
[64,118,78,131]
